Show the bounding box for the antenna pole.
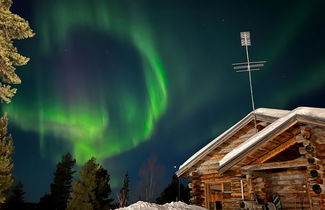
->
[244,38,257,129]
[232,32,266,130]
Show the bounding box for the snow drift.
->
[116,201,207,210]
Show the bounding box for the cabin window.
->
[211,183,222,193]
[223,182,231,193]
[208,182,232,210]
[210,182,232,194]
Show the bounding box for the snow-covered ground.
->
[116,201,207,210]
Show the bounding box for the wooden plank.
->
[242,157,307,173]
[231,192,249,197]
[251,137,297,164]
[200,173,223,179]
[205,153,225,160]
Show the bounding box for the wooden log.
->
[308,157,322,165]
[281,203,310,208]
[299,147,307,155]
[306,145,315,153]
[302,127,312,139]
[271,179,305,185]
[317,151,325,157]
[309,191,322,197]
[190,190,204,196]
[312,184,325,194]
[230,192,250,197]
[296,134,309,143]
[315,144,325,151]
[307,164,322,170]
[189,171,199,178]
[242,157,307,173]
[252,182,266,189]
[276,190,307,194]
[309,178,324,185]
[254,177,265,183]
[310,170,324,178]
[269,173,305,181]
[199,173,223,179]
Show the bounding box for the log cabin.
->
[176,107,325,210]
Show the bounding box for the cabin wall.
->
[189,172,249,210]
[298,125,325,209]
[252,168,309,209]
[185,123,325,209]
[189,169,311,210]
[189,176,205,207]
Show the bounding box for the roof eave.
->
[216,107,325,174]
[176,107,290,177]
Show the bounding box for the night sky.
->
[4,0,325,202]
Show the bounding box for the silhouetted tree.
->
[137,155,165,202]
[51,153,76,210]
[0,115,13,204]
[38,194,52,210]
[3,182,24,210]
[67,157,114,210]
[156,175,190,204]
[119,172,129,207]
[39,153,76,210]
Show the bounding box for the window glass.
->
[223,183,231,192]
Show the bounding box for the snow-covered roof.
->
[217,107,325,173]
[176,108,290,177]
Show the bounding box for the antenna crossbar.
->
[232,61,266,66]
[235,68,260,73]
[233,63,264,70]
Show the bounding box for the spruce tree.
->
[119,172,129,207]
[67,157,114,210]
[39,153,76,210]
[52,153,76,210]
[0,115,13,204]
[38,194,53,210]
[3,182,24,210]
[0,0,34,103]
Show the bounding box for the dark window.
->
[216,201,223,210]
[210,184,222,193]
[223,183,231,193]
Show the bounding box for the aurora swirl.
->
[5,0,167,163]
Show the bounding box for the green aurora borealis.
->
[6,0,168,163]
[6,0,325,201]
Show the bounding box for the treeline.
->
[1,151,190,210]
[2,153,129,210]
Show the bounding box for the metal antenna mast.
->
[232,32,266,129]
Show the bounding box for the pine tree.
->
[51,153,76,210]
[38,194,53,210]
[0,115,13,204]
[156,175,190,204]
[39,153,76,210]
[119,172,129,207]
[0,0,34,204]
[0,0,34,103]
[3,182,24,210]
[67,157,114,210]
